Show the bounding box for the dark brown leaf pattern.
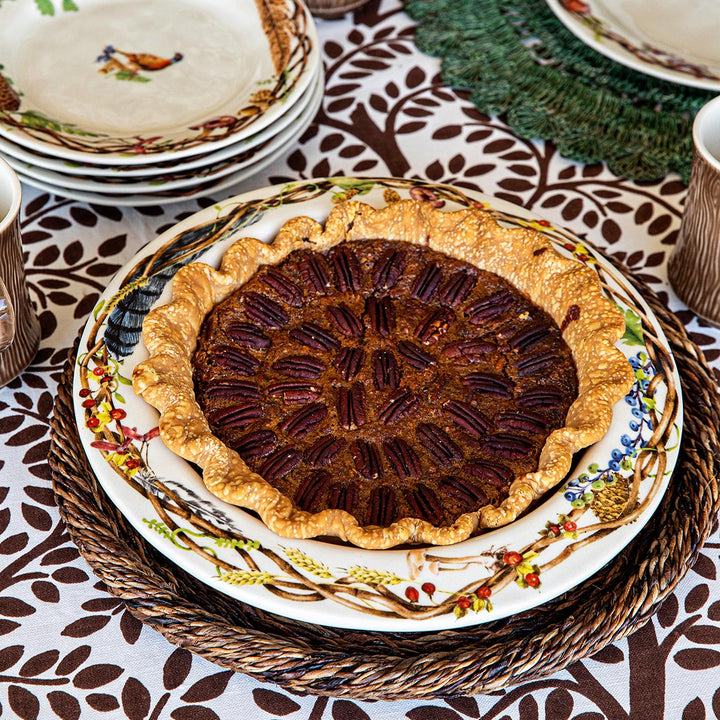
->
[121,676,151,720]
[180,671,233,703]
[252,688,302,715]
[0,0,718,717]
[8,684,40,720]
[164,649,193,690]
[47,690,81,720]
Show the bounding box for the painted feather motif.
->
[103,207,264,359]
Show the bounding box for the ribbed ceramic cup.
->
[0,157,40,387]
[668,96,720,326]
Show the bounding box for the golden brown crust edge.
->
[132,200,635,549]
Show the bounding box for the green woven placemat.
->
[404,0,714,183]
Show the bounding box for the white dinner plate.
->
[6,70,324,194]
[0,0,319,163]
[71,177,682,631]
[545,0,720,90]
[0,61,323,179]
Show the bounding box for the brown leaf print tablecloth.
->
[2,0,720,717]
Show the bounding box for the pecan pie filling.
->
[193,239,579,530]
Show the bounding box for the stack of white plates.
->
[0,0,322,206]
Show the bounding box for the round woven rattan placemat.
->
[404,0,715,184]
[49,262,720,701]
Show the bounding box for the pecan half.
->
[378,388,419,425]
[509,322,551,353]
[336,346,365,381]
[336,383,367,429]
[415,307,454,344]
[438,270,476,307]
[462,372,514,397]
[233,429,277,459]
[442,399,493,438]
[440,476,489,507]
[383,437,421,479]
[203,380,262,401]
[259,446,302,481]
[266,380,321,404]
[214,347,261,375]
[288,322,339,351]
[517,388,565,412]
[207,402,263,429]
[465,460,513,488]
[465,290,514,324]
[411,262,442,302]
[332,246,362,292]
[407,484,443,524]
[397,340,435,369]
[278,402,328,438]
[483,432,535,459]
[272,355,327,379]
[515,350,561,377]
[366,295,395,337]
[226,322,271,350]
[327,482,357,513]
[373,349,400,390]
[294,470,332,510]
[260,268,303,307]
[326,303,363,338]
[372,248,406,289]
[416,423,463,465]
[299,254,332,295]
[304,436,346,467]
[495,411,548,434]
[350,439,383,479]
[442,339,496,361]
[366,486,396,526]
[243,291,289,328]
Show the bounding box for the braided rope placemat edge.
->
[48,264,720,700]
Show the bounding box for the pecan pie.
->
[133,200,634,549]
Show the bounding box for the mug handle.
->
[0,275,16,353]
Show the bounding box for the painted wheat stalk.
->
[219,570,277,585]
[346,567,402,586]
[284,548,334,578]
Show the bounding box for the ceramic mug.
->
[0,157,40,387]
[668,96,720,326]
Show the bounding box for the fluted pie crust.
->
[132,200,634,549]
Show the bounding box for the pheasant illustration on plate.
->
[96,46,183,82]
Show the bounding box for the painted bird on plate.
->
[112,49,184,71]
[96,45,183,77]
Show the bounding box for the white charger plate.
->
[7,70,323,194]
[71,177,682,631]
[546,0,720,89]
[0,0,319,163]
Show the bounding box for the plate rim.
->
[6,70,324,194]
[545,0,720,90]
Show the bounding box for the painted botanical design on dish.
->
[95,46,184,83]
[559,0,720,82]
[72,178,681,628]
